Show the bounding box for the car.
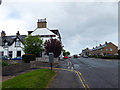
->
[11,56,22,60]
[64,56,68,59]
[74,55,78,58]
[0,55,11,60]
[83,55,88,58]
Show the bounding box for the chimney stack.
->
[16,31,20,36]
[1,31,6,37]
[37,18,47,28]
[105,41,107,44]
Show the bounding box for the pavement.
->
[49,70,80,88]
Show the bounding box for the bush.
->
[93,55,119,59]
[22,54,36,63]
[2,61,9,67]
[100,55,118,59]
[87,55,91,57]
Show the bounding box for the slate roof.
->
[31,28,56,36]
[92,44,106,51]
[1,35,26,46]
[50,29,61,40]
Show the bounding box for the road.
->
[54,57,119,88]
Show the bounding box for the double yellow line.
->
[74,70,90,89]
[40,67,90,89]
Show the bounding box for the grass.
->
[2,69,56,88]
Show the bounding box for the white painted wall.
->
[1,42,25,58]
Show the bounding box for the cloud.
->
[0,2,118,55]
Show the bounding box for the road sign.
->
[49,53,54,70]
[49,53,54,63]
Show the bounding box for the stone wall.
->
[36,57,59,63]
[2,58,59,76]
[2,63,30,76]
[3,60,24,65]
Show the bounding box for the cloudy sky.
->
[0,0,118,55]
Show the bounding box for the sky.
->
[0,0,119,55]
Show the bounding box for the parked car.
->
[83,55,88,58]
[11,56,22,60]
[64,56,68,59]
[0,55,11,60]
[74,55,78,58]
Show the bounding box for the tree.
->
[22,35,43,56]
[62,49,66,56]
[44,38,62,58]
[62,49,70,56]
[66,51,70,56]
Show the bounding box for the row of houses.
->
[81,42,118,56]
[0,18,63,59]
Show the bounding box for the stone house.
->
[81,42,118,56]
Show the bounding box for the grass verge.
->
[2,69,55,88]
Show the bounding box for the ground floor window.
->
[0,52,4,56]
[9,51,12,58]
[17,51,21,57]
[36,52,42,57]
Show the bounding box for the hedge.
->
[92,55,119,59]
[22,54,36,63]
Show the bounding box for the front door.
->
[17,51,21,57]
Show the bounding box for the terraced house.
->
[0,19,62,59]
[81,42,118,56]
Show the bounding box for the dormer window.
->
[15,39,21,47]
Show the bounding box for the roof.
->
[50,29,61,40]
[1,35,26,46]
[92,44,107,51]
[31,28,56,36]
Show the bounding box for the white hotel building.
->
[0,19,62,59]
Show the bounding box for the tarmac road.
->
[51,57,119,89]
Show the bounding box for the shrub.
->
[87,55,91,57]
[2,61,9,67]
[44,38,62,58]
[93,55,119,59]
[22,54,36,63]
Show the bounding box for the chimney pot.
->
[16,31,20,36]
[105,42,107,44]
[37,18,47,28]
[1,31,6,37]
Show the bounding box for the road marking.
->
[74,70,86,88]
[78,71,90,89]
[39,67,89,89]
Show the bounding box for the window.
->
[106,49,108,51]
[0,52,4,56]
[110,48,112,51]
[17,51,21,57]
[15,40,21,47]
[2,52,4,56]
[9,51,12,58]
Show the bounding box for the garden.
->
[2,69,55,88]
